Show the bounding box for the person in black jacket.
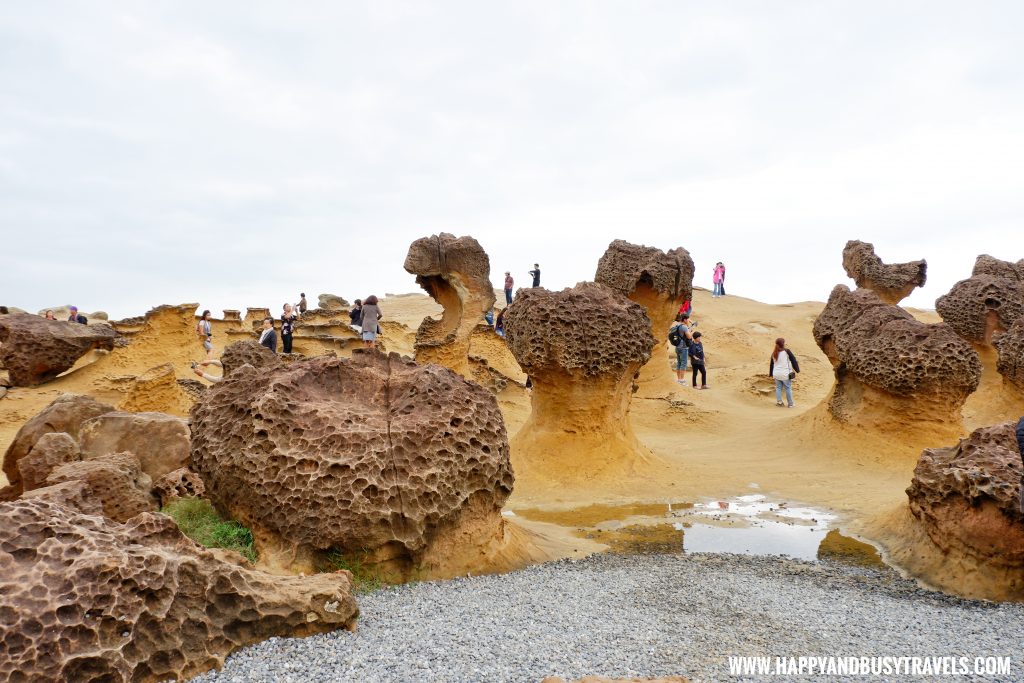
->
[258,317,278,353]
[689,331,707,389]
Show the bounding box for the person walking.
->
[713,262,726,297]
[689,331,707,389]
[359,295,383,349]
[529,264,541,288]
[669,313,695,383]
[196,310,214,358]
[259,317,278,353]
[504,272,514,304]
[769,337,800,407]
[280,303,298,354]
[67,306,87,324]
[298,293,308,313]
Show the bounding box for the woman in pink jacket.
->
[713,262,726,297]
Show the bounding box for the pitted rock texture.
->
[813,285,981,428]
[995,318,1024,393]
[190,351,512,574]
[317,293,350,310]
[79,411,190,481]
[594,240,695,391]
[841,239,927,304]
[16,431,80,492]
[0,497,358,682]
[45,452,156,522]
[119,362,191,415]
[404,233,496,376]
[2,394,114,493]
[906,422,1024,569]
[153,467,206,506]
[221,339,281,377]
[936,254,1024,344]
[0,312,116,386]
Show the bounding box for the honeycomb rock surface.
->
[0,497,358,682]
[841,239,927,304]
[220,339,281,377]
[189,351,513,573]
[152,467,206,506]
[403,233,496,376]
[594,240,694,391]
[906,422,1024,569]
[79,411,190,481]
[995,318,1024,393]
[813,285,981,430]
[45,452,156,522]
[936,255,1024,343]
[317,293,350,310]
[0,312,116,386]
[2,394,114,493]
[16,431,80,492]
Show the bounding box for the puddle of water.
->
[816,528,886,568]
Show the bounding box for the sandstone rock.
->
[906,422,1023,571]
[594,240,694,392]
[841,239,927,304]
[404,233,496,377]
[813,285,981,433]
[119,362,191,415]
[2,393,114,492]
[153,467,206,506]
[0,497,358,682]
[190,351,513,576]
[46,452,156,522]
[503,283,656,481]
[317,293,350,310]
[0,312,116,386]
[936,255,1024,344]
[79,411,190,481]
[20,479,105,516]
[221,339,281,377]
[995,318,1024,393]
[16,431,80,492]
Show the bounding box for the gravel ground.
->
[192,553,1024,683]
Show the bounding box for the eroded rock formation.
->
[595,240,694,393]
[220,339,281,376]
[404,233,495,377]
[190,351,514,577]
[995,318,1024,394]
[936,254,1024,344]
[841,240,926,304]
[317,293,350,310]
[0,496,358,682]
[153,467,206,506]
[0,312,116,386]
[119,363,191,416]
[45,452,156,522]
[503,283,656,481]
[79,411,190,481]
[813,285,981,434]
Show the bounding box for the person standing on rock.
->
[769,337,800,408]
[359,295,383,349]
[529,264,541,288]
[259,317,278,353]
[713,262,726,297]
[196,310,214,359]
[689,331,708,389]
[43,310,56,320]
[67,306,87,324]
[298,293,307,313]
[280,303,298,354]
[504,271,514,304]
[670,313,694,383]
[349,299,363,331]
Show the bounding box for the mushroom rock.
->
[0,496,358,682]
[0,312,116,386]
[936,254,1024,345]
[995,318,1024,394]
[812,285,981,436]
[44,452,156,522]
[841,240,927,304]
[317,293,350,310]
[503,283,657,485]
[79,411,190,481]
[189,351,515,578]
[904,422,1024,599]
[594,240,695,394]
[403,233,496,377]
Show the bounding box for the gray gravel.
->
[191,553,1024,683]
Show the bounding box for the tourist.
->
[349,299,363,330]
[280,303,298,354]
[504,271,514,304]
[298,293,308,313]
[495,307,506,338]
[67,306,87,324]
[195,310,214,359]
[678,298,694,323]
[43,310,56,320]
[529,263,541,288]
[670,313,694,383]
[769,337,800,407]
[359,295,383,349]
[259,317,278,353]
[713,262,726,297]
[484,308,494,326]
[689,331,707,389]
[192,359,222,384]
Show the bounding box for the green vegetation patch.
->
[319,550,385,593]
[162,497,258,562]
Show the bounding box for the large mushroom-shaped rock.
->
[79,411,190,481]
[190,351,514,577]
[503,283,657,483]
[594,240,695,394]
[995,318,1024,394]
[0,497,358,682]
[905,422,1024,596]
[0,312,115,386]
[403,233,496,377]
[44,452,156,522]
[813,285,981,435]
[841,240,927,304]
[936,254,1024,344]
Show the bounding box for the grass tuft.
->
[319,550,384,593]
[162,497,258,562]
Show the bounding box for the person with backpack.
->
[769,337,800,407]
[689,331,707,389]
[195,309,213,359]
[669,313,695,383]
[67,306,87,324]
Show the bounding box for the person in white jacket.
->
[768,337,800,407]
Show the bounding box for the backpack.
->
[668,324,689,348]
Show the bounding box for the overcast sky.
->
[2,2,1022,320]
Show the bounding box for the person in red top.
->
[504,272,514,305]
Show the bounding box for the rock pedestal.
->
[841,240,926,305]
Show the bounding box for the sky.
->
[1,1,1022,320]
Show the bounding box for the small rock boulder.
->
[936,254,1024,344]
[841,240,926,304]
[153,467,206,507]
[317,293,350,310]
[220,339,281,377]
[16,431,80,492]
[79,411,191,481]
[0,312,116,386]
[45,452,156,522]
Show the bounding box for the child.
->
[689,331,707,389]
